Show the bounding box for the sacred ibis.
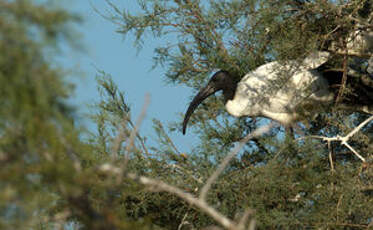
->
[182,51,373,134]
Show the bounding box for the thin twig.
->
[157,121,181,154]
[99,110,274,230]
[178,212,189,230]
[111,119,128,158]
[345,115,373,139]
[237,209,254,230]
[342,142,365,162]
[248,218,256,230]
[125,117,150,156]
[300,115,373,162]
[170,164,204,184]
[121,124,273,230]
[127,173,236,229]
[128,118,150,156]
[328,49,372,58]
[199,123,275,201]
[335,47,348,104]
[327,141,334,171]
[123,94,150,168]
[336,194,343,222]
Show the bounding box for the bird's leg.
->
[285,126,295,139]
[286,123,306,139]
[327,140,335,172]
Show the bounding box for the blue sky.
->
[61,0,199,152]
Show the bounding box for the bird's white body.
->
[330,26,373,56]
[182,51,373,134]
[346,29,373,55]
[225,52,334,125]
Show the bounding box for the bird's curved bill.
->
[182,84,217,134]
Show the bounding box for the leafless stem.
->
[237,209,254,230]
[103,104,275,229]
[199,123,275,201]
[342,142,365,162]
[336,194,343,222]
[178,212,189,230]
[327,141,334,171]
[106,94,151,184]
[123,94,150,168]
[335,47,348,104]
[123,112,150,156]
[345,115,373,139]
[111,94,151,159]
[157,121,181,154]
[100,119,276,230]
[327,49,372,58]
[111,119,128,158]
[169,164,204,184]
[301,115,373,162]
[127,173,236,229]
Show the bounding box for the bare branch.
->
[123,94,150,168]
[301,115,373,162]
[335,48,348,104]
[101,123,276,230]
[127,118,150,156]
[178,212,190,230]
[327,141,335,172]
[169,163,204,184]
[127,173,236,229]
[199,123,276,201]
[342,142,365,162]
[111,119,128,158]
[237,209,254,230]
[345,115,373,139]
[327,49,372,58]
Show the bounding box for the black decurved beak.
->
[182,84,219,135]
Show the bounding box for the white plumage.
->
[225,52,333,125]
[182,51,372,134]
[330,26,373,56]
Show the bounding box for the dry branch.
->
[303,115,373,162]
[127,173,236,229]
[199,123,276,201]
[129,123,273,229]
[103,107,274,229]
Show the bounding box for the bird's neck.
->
[223,87,236,102]
[222,78,239,102]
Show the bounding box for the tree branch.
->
[127,173,236,229]
[101,123,275,229]
[302,115,373,162]
[199,123,275,201]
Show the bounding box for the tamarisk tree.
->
[0,0,372,229]
[101,0,373,229]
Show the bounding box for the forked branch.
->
[104,97,274,229]
[306,115,373,162]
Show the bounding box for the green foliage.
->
[0,1,80,228]
[103,0,372,229]
[0,0,372,230]
[0,1,151,229]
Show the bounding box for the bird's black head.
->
[208,70,233,90]
[182,70,234,135]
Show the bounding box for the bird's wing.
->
[301,51,330,69]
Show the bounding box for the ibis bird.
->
[182,51,373,134]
